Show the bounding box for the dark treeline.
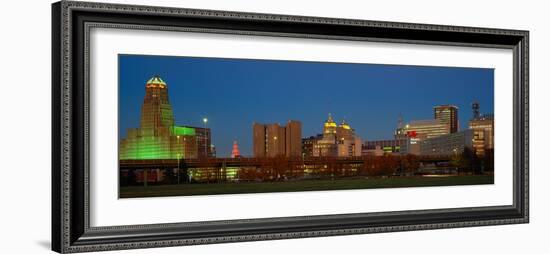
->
[120,148,494,186]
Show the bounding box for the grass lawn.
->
[120,175,494,198]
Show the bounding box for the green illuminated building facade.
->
[119,76,198,160]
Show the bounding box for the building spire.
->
[146,75,167,88]
[397,113,404,129]
[231,140,241,158]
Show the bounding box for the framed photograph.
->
[52,1,529,253]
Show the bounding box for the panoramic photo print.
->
[118,54,495,198]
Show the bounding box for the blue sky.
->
[119,54,494,157]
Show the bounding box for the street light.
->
[453,148,458,175]
[202,117,208,159]
[177,152,180,184]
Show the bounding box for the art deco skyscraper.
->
[119,76,197,160]
[140,76,174,134]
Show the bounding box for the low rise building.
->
[362,139,404,156]
[420,129,474,156]
[302,134,322,158]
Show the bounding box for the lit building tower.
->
[323,113,337,139]
[231,140,241,158]
[434,105,459,133]
[336,119,353,141]
[469,102,494,156]
[119,76,198,160]
[140,76,174,135]
[312,114,338,157]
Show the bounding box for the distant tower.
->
[472,101,480,120]
[397,114,404,129]
[231,140,241,158]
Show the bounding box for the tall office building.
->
[180,126,213,158]
[434,105,459,133]
[253,121,302,158]
[119,76,199,160]
[285,120,302,157]
[469,115,494,157]
[468,103,494,157]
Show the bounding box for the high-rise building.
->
[180,126,213,158]
[285,120,302,157]
[119,76,199,160]
[469,115,494,157]
[468,102,494,157]
[434,105,459,133]
[253,121,302,158]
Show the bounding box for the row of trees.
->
[120,148,494,186]
[450,148,494,174]
[228,154,421,182]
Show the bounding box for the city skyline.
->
[119,54,494,157]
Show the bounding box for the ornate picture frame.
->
[52,1,528,253]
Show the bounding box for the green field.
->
[120,175,494,198]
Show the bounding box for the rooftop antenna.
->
[397,113,404,129]
[472,101,480,119]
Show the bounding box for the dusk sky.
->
[119,54,494,157]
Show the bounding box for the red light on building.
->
[407,131,417,138]
[231,141,241,158]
